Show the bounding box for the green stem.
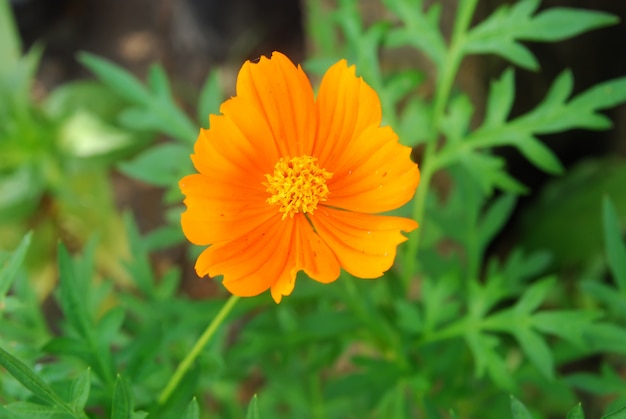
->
[402,0,479,284]
[158,295,240,405]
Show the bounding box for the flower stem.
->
[403,0,479,284]
[158,295,240,405]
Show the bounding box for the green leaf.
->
[514,328,554,379]
[181,398,200,419]
[57,244,93,340]
[603,197,626,292]
[122,212,156,297]
[0,0,21,77]
[568,364,626,395]
[383,69,424,106]
[459,152,527,195]
[603,406,626,419]
[567,403,585,419]
[515,136,563,174]
[484,68,515,128]
[395,300,423,334]
[245,394,260,419]
[531,310,602,347]
[515,277,555,314]
[70,369,91,412]
[0,231,32,298]
[522,8,618,42]
[464,0,541,70]
[464,0,617,70]
[441,94,474,144]
[0,346,72,412]
[479,194,517,250]
[111,375,133,419]
[510,395,534,419]
[3,401,71,418]
[78,53,151,105]
[118,142,191,187]
[147,64,172,100]
[44,337,94,365]
[97,306,126,346]
[582,323,626,355]
[198,70,224,127]
[384,0,446,71]
[397,96,432,147]
[515,76,626,134]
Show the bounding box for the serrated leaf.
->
[0,231,32,298]
[0,346,72,412]
[465,331,516,390]
[502,249,551,283]
[441,94,474,143]
[384,70,424,106]
[397,96,432,147]
[603,197,626,291]
[0,0,21,77]
[118,142,191,187]
[515,276,555,314]
[78,53,151,105]
[117,107,166,133]
[538,69,574,110]
[111,375,133,419]
[246,394,260,419]
[383,0,446,70]
[515,136,563,174]
[44,337,94,365]
[182,398,200,419]
[484,68,515,128]
[515,328,554,379]
[510,395,534,419]
[479,194,517,250]
[97,306,126,346]
[460,152,527,195]
[465,1,617,70]
[395,300,423,334]
[568,364,625,395]
[122,212,155,297]
[531,310,602,347]
[515,76,626,134]
[3,401,70,418]
[198,70,223,127]
[603,406,626,419]
[567,403,585,419]
[70,369,91,412]
[522,8,618,42]
[57,244,93,340]
[147,64,172,100]
[582,323,626,354]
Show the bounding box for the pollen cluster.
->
[264,155,333,219]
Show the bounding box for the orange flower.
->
[180,51,420,303]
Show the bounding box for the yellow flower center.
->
[264,155,332,220]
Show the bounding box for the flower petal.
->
[180,174,273,245]
[195,215,293,298]
[313,59,382,168]
[325,125,420,213]
[192,114,276,177]
[270,215,341,302]
[311,208,418,278]
[232,51,318,157]
[194,213,340,303]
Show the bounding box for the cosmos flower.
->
[180,51,419,303]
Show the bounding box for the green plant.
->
[2,0,626,417]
